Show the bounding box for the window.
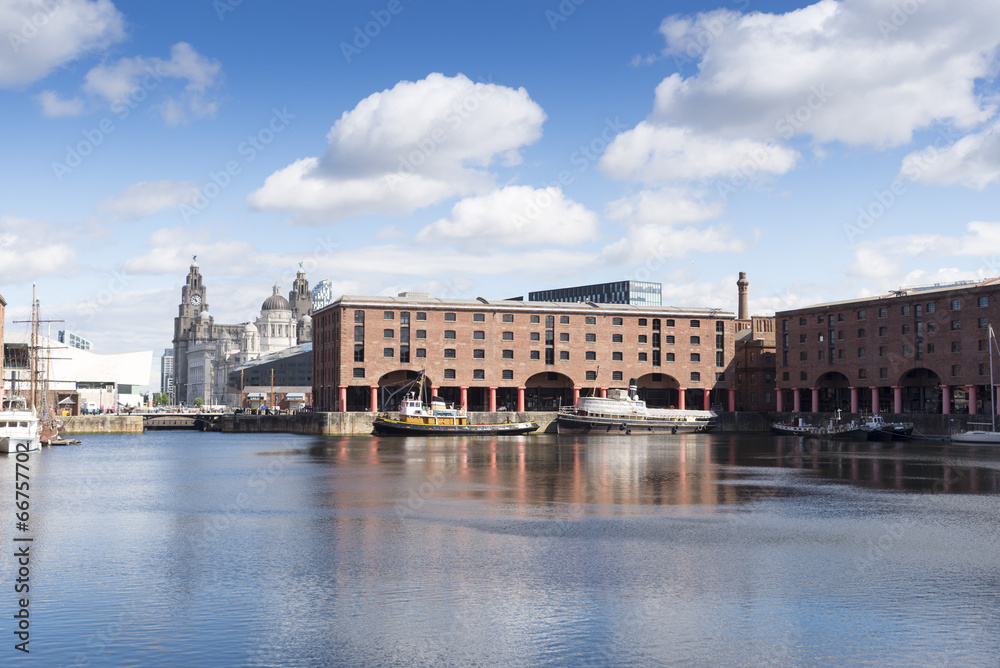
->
[980,339,988,352]
[838,330,845,340]
[612,317,623,326]
[818,350,825,360]
[880,368,888,379]
[783,372,790,381]
[474,313,485,322]
[980,296,989,308]
[639,352,648,362]
[716,351,724,366]
[531,315,540,324]
[879,346,886,357]
[690,336,701,345]
[354,325,364,341]
[444,330,456,339]
[716,334,724,349]
[716,321,725,332]
[980,318,989,329]
[838,349,845,359]
[952,341,961,353]
[879,308,888,318]
[585,333,596,342]
[474,330,485,340]
[416,312,427,320]
[901,325,909,335]
[612,352,623,361]
[445,312,457,321]
[560,333,569,342]
[837,313,844,322]
[530,350,540,360]
[353,344,364,362]
[502,331,514,341]
[383,348,394,358]
[353,368,365,378]
[817,315,825,324]
[927,343,935,354]
[799,317,807,326]
[858,310,866,320]
[638,334,647,344]
[638,318,647,326]
[531,332,540,341]
[690,372,701,382]
[560,316,569,324]
[444,348,456,359]
[858,328,866,338]
[665,319,675,327]
[915,305,922,318]
[473,349,485,359]
[502,349,514,359]
[559,350,569,360]
[384,328,395,338]
[416,348,426,358]
[927,303,936,313]
[612,371,623,381]
[800,371,808,381]
[902,345,911,356]
[951,320,961,331]
[585,351,596,361]
[800,351,809,361]
[800,334,807,343]
[927,322,936,333]
[612,334,623,343]
[951,299,961,310]
[354,310,365,323]
[690,353,700,362]
[416,329,426,339]
[665,335,675,345]
[858,368,867,379]
[901,305,910,316]
[981,363,989,376]
[858,347,866,358]
[952,364,961,377]
[665,352,675,362]
[384,311,394,320]
[502,370,513,380]
[690,320,700,328]
[878,326,886,337]
[586,371,597,381]
[503,314,514,323]
[545,349,554,365]
[473,369,485,380]
[585,316,596,325]
[444,369,456,380]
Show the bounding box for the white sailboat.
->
[951,324,1000,445]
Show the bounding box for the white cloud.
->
[82,42,222,125]
[248,73,546,222]
[855,221,1000,259]
[35,89,84,117]
[0,0,125,88]
[415,186,599,247]
[0,216,78,283]
[600,223,750,266]
[97,180,201,218]
[900,122,1000,190]
[605,188,726,226]
[123,227,256,275]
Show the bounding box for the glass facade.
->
[528,281,662,305]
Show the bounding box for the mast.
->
[991,324,997,432]
[30,284,36,412]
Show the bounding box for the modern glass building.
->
[528,281,662,306]
[58,330,92,350]
[312,280,335,311]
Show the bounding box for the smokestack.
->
[737,271,749,320]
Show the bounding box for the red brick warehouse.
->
[312,294,738,413]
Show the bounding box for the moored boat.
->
[556,381,716,435]
[373,396,539,436]
[0,396,41,453]
[771,414,867,440]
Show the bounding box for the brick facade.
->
[776,278,1000,415]
[313,296,737,412]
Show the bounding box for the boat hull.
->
[556,413,715,435]
[0,435,41,453]
[770,423,867,440]
[949,430,1000,445]
[372,417,539,436]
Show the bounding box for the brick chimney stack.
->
[737,271,749,321]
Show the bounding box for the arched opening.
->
[377,370,430,411]
[635,373,680,408]
[898,367,942,413]
[524,371,573,411]
[817,371,851,412]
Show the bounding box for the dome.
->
[261,283,290,311]
[199,309,211,321]
[299,314,312,324]
[243,322,258,333]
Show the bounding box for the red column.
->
[967,385,977,415]
[517,387,525,412]
[600,387,607,398]
[489,387,497,412]
[870,386,879,414]
[460,386,468,410]
[573,386,581,406]
[811,387,819,413]
[338,385,347,412]
[677,388,686,410]
[703,388,711,411]
[849,386,858,414]
[369,386,378,412]
[728,388,736,412]
[941,385,951,415]
[893,385,903,414]
[793,388,801,412]
[776,389,783,412]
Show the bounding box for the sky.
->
[3,0,1000,387]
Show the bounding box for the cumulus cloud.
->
[900,122,1000,190]
[854,221,1000,260]
[97,180,202,218]
[0,0,125,88]
[0,216,78,283]
[415,186,599,247]
[604,188,726,226]
[601,223,750,266]
[248,73,546,222]
[123,227,256,275]
[35,89,84,117]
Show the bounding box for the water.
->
[2,432,999,666]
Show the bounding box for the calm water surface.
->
[1,431,999,666]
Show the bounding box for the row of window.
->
[784,319,985,349]
[372,347,725,364]
[367,309,721,329]
[783,362,988,383]
[783,297,987,330]
[351,368,711,382]
[789,337,986,362]
[377,329,722,345]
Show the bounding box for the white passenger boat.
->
[0,396,41,453]
[557,381,716,435]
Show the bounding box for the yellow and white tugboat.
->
[373,395,539,436]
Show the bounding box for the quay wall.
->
[219,411,560,435]
[62,415,144,434]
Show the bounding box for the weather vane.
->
[193,254,197,262]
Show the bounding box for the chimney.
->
[737,271,749,320]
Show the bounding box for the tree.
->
[194,397,204,407]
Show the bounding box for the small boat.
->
[858,414,914,441]
[373,396,539,436]
[0,396,41,453]
[950,324,1000,445]
[771,413,867,440]
[556,380,716,435]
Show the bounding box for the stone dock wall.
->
[61,415,144,434]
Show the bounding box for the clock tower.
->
[172,258,210,404]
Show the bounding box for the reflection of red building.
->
[776,278,1000,415]
[312,295,736,412]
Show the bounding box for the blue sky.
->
[3,0,1000,374]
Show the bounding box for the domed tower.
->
[297,313,312,344]
[173,257,209,404]
[256,284,296,352]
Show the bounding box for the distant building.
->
[161,348,174,399]
[58,330,92,350]
[529,280,662,306]
[228,343,312,407]
[732,272,778,412]
[312,279,335,311]
[0,293,5,399]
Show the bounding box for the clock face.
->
[190,294,202,306]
